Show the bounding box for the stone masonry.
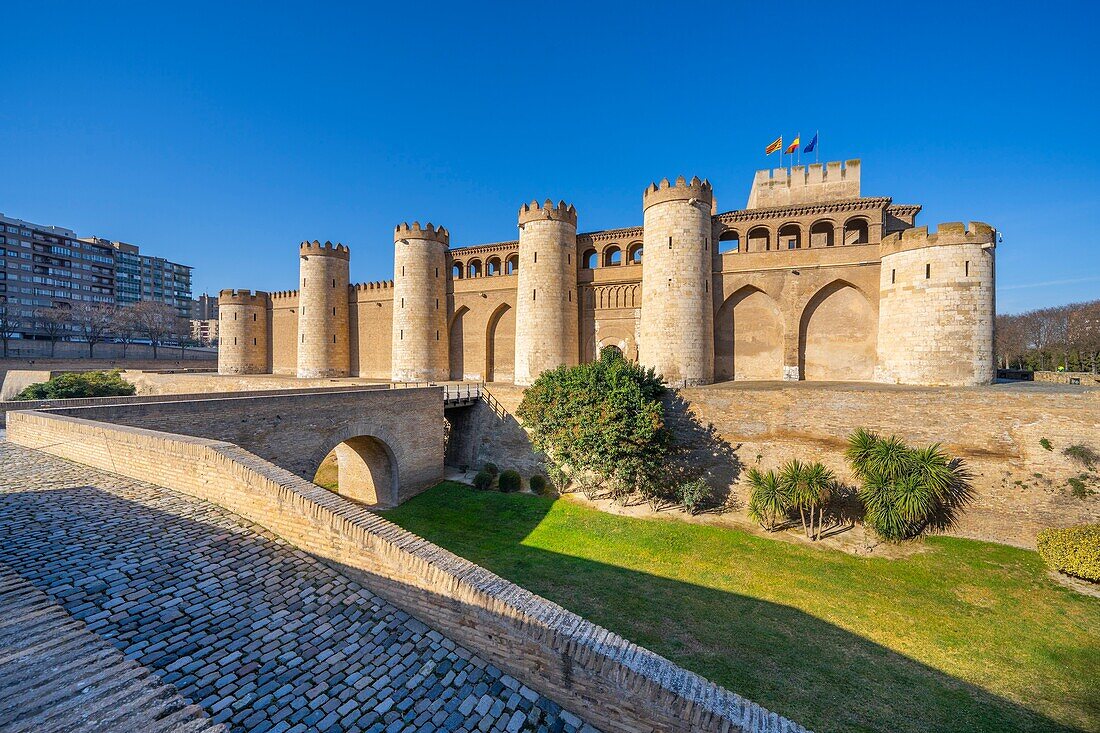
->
[0,440,597,733]
[218,159,998,388]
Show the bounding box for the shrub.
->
[678,478,712,515]
[497,470,521,493]
[1040,438,1053,452]
[1068,477,1095,499]
[1063,444,1098,471]
[747,468,787,531]
[17,370,136,400]
[1037,524,1100,582]
[483,462,500,476]
[529,474,548,495]
[472,470,493,491]
[516,355,669,496]
[845,428,971,542]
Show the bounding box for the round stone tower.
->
[296,240,351,378]
[217,289,270,374]
[874,221,997,386]
[638,176,716,386]
[392,222,450,382]
[514,199,579,386]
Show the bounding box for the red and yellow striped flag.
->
[765,136,783,155]
[785,136,800,154]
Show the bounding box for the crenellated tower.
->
[392,222,450,382]
[217,289,271,374]
[296,240,351,378]
[874,222,997,386]
[638,176,715,386]
[514,199,579,386]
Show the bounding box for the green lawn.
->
[385,482,1100,733]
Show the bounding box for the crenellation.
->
[218,159,996,387]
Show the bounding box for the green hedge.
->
[17,370,136,400]
[1036,524,1100,582]
[472,470,493,491]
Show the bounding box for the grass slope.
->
[385,482,1100,733]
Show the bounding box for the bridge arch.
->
[306,416,419,508]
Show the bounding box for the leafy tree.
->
[17,370,136,399]
[516,351,670,499]
[33,305,72,357]
[845,428,971,541]
[70,302,115,358]
[747,468,787,531]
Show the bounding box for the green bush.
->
[1040,437,1053,452]
[498,469,521,493]
[1068,477,1095,499]
[529,474,548,495]
[678,478,712,515]
[17,370,136,400]
[1037,524,1100,582]
[483,463,500,476]
[516,353,669,497]
[747,467,787,531]
[1063,444,1098,471]
[472,470,493,491]
[846,428,971,541]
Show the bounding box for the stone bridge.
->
[32,385,465,508]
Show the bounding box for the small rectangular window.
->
[435,267,439,278]
[253,338,257,345]
[332,278,336,288]
[925,264,931,279]
[400,329,403,340]
[402,266,405,276]
[965,261,970,276]
[253,313,257,321]
[333,334,337,343]
[534,252,538,263]
[401,297,405,308]
[332,306,336,316]
[533,289,537,300]
[436,330,440,340]
[234,312,237,320]
[705,238,709,251]
[301,334,304,343]
[668,237,673,249]
[435,298,439,309]
[891,269,896,284]
[234,337,237,345]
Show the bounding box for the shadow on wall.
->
[387,486,1095,733]
[663,391,744,510]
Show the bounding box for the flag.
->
[785,136,800,155]
[803,133,818,154]
[765,136,782,155]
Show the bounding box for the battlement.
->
[271,289,299,301]
[352,280,395,291]
[518,199,577,226]
[394,222,449,245]
[218,289,271,306]
[880,221,996,256]
[299,240,351,259]
[747,159,861,209]
[642,176,714,210]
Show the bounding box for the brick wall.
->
[6,409,811,733]
[27,387,444,504]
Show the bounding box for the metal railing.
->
[388,381,484,405]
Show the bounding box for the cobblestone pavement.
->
[0,441,598,733]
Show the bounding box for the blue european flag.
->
[803,133,818,154]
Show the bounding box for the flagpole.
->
[816,130,820,163]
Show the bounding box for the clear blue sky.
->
[2,1,1097,314]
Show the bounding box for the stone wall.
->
[6,409,811,733]
[296,242,351,378]
[1034,371,1100,386]
[391,225,449,382]
[468,383,1100,548]
[32,387,444,504]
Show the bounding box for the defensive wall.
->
[219,160,999,389]
[6,409,812,733]
[472,382,1100,548]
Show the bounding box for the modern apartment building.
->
[85,238,194,318]
[0,212,194,339]
[0,213,117,338]
[191,292,219,320]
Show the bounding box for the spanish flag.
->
[785,136,800,155]
[765,136,783,155]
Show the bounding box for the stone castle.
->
[218,159,997,386]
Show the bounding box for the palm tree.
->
[846,430,967,541]
[780,460,835,540]
[747,468,787,531]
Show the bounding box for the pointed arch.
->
[485,302,515,382]
[448,305,470,380]
[798,279,876,381]
[714,285,783,381]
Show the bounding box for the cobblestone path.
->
[0,441,597,733]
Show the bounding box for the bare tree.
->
[997,299,1100,373]
[34,305,73,358]
[131,301,178,359]
[113,304,141,358]
[0,297,23,358]
[70,302,115,358]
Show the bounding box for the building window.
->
[891,269,896,284]
[925,264,931,279]
[965,261,970,276]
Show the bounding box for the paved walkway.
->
[0,441,596,733]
